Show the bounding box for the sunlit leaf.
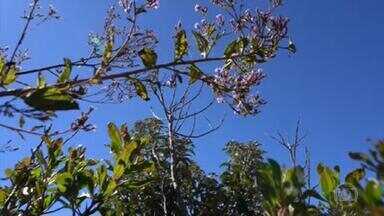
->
[58,58,72,83]
[23,87,79,111]
[175,30,188,60]
[55,172,73,193]
[133,79,149,101]
[97,165,107,187]
[189,64,203,84]
[224,37,249,58]
[0,57,18,85]
[317,163,340,201]
[102,41,113,67]
[192,31,209,57]
[0,57,5,73]
[364,180,382,206]
[113,160,125,179]
[104,180,117,197]
[138,48,157,68]
[345,168,365,185]
[3,65,17,85]
[0,189,7,205]
[120,141,138,164]
[108,122,122,153]
[37,72,46,89]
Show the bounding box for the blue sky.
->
[0,0,383,182]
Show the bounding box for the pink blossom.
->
[146,0,160,9]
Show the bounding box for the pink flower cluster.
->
[146,0,160,9]
[119,0,159,12]
[212,67,266,115]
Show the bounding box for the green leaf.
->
[23,87,79,111]
[108,122,122,154]
[97,165,107,187]
[37,72,46,89]
[189,64,203,84]
[224,37,249,58]
[345,168,365,185]
[138,48,157,68]
[0,57,5,72]
[192,31,209,57]
[58,58,72,83]
[119,141,138,164]
[104,180,117,197]
[268,159,282,185]
[175,30,188,60]
[302,189,326,202]
[113,159,125,179]
[349,152,370,161]
[102,41,113,67]
[0,189,7,205]
[133,80,149,101]
[2,65,17,85]
[363,180,382,206]
[283,167,305,198]
[0,57,18,85]
[55,172,73,193]
[5,169,14,179]
[317,163,340,201]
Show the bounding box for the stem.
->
[0,56,228,98]
[167,114,177,191]
[10,0,39,63]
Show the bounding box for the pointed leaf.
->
[268,159,282,184]
[0,57,5,73]
[192,31,209,57]
[138,48,157,68]
[345,168,365,185]
[175,30,188,60]
[317,163,340,201]
[23,87,79,111]
[55,172,73,193]
[302,189,326,202]
[102,41,113,67]
[189,64,203,84]
[224,37,249,59]
[2,64,17,85]
[37,72,46,89]
[58,58,72,83]
[108,122,122,153]
[133,80,149,101]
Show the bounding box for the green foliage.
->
[317,163,340,201]
[0,57,17,86]
[1,119,384,215]
[192,31,209,57]
[132,79,150,101]
[57,58,72,83]
[349,140,384,181]
[257,159,318,215]
[23,87,79,111]
[138,48,157,69]
[224,37,249,59]
[188,64,203,84]
[0,123,154,215]
[102,40,113,67]
[174,29,188,60]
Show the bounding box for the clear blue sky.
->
[1,0,383,180]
